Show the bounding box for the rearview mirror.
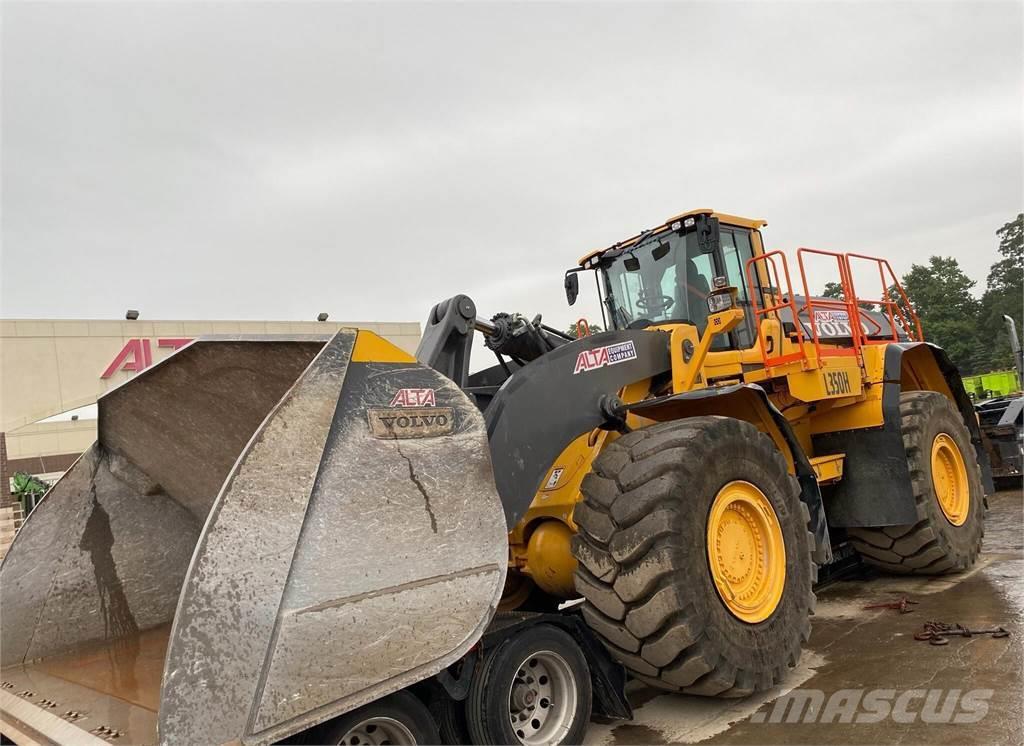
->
[564,271,580,306]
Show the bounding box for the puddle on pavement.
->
[808,489,1022,621]
[587,490,1022,745]
[980,488,1024,614]
[584,653,827,745]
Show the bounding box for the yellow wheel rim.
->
[931,433,969,526]
[706,481,786,624]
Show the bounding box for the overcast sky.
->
[2,1,1021,332]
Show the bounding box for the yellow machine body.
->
[505,208,958,603]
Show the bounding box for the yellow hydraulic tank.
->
[524,521,578,597]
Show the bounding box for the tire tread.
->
[849,392,984,575]
[572,416,816,696]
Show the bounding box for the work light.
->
[707,290,735,313]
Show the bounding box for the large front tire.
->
[849,391,985,574]
[572,417,816,696]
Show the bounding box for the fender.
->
[812,342,994,528]
[624,384,833,565]
[485,329,672,527]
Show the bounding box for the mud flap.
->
[1,330,506,746]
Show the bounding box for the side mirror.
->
[564,272,580,306]
[696,215,720,255]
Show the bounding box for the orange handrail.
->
[845,253,923,343]
[745,250,808,368]
[745,246,922,373]
[797,248,863,360]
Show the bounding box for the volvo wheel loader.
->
[418,209,989,702]
[0,208,991,745]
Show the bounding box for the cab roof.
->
[577,208,768,267]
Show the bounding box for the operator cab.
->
[566,209,767,350]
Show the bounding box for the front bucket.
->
[0,330,507,745]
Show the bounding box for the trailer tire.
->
[465,624,591,745]
[428,689,470,745]
[572,417,816,696]
[849,392,985,574]
[318,690,439,745]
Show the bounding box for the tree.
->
[976,214,1023,371]
[567,321,603,338]
[821,281,844,300]
[12,471,49,514]
[900,256,981,374]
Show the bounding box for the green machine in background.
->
[964,369,1021,401]
[973,316,1023,483]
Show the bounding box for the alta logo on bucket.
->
[390,388,436,407]
[574,340,638,374]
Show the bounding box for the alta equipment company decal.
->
[390,388,437,407]
[573,340,637,374]
[805,309,868,338]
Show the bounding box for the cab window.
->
[602,230,716,330]
[720,229,757,348]
[600,224,757,351]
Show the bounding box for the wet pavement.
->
[585,488,1023,745]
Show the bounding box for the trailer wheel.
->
[428,687,470,745]
[572,416,816,696]
[318,691,439,745]
[465,624,592,745]
[849,392,985,574]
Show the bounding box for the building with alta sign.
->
[0,317,420,500]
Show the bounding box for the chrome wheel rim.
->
[507,650,577,745]
[338,716,416,745]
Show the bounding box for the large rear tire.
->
[571,416,816,696]
[848,391,985,574]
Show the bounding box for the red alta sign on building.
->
[101,338,192,379]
